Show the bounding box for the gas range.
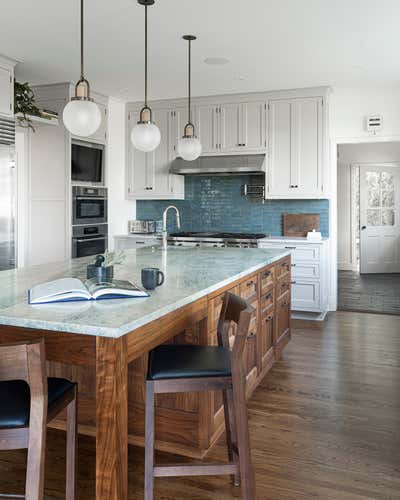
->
[168,232,266,248]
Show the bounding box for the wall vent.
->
[365,114,383,133]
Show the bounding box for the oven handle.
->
[75,196,107,201]
[74,237,106,243]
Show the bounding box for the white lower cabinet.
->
[114,235,161,251]
[126,108,184,200]
[259,238,328,314]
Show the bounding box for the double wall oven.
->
[72,186,108,258]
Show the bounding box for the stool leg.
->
[223,388,240,486]
[66,387,77,500]
[231,371,256,500]
[145,381,155,500]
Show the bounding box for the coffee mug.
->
[141,267,165,290]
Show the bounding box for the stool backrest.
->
[0,338,48,420]
[217,292,254,366]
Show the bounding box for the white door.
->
[360,165,400,273]
[0,66,13,116]
[242,101,266,152]
[195,105,218,154]
[291,97,322,195]
[219,103,241,152]
[267,99,292,195]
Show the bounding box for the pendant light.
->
[177,35,202,161]
[63,0,101,137]
[130,0,161,152]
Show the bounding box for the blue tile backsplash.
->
[136,175,329,236]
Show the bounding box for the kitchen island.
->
[0,247,291,500]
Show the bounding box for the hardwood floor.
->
[338,270,400,315]
[1,311,399,499]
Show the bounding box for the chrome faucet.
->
[162,205,181,250]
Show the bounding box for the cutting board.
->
[283,213,320,237]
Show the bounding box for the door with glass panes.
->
[360,164,400,273]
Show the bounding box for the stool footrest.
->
[153,462,239,477]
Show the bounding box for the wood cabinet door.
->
[275,292,290,345]
[242,101,266,152]
[260,266,275,294]
[267,99,292,196]
[195,105,219,154]
[126,110,152,198]
[290,97,323,196]
[260,312,274,366]
[239,275,258,302]
[219,103,241,153]
[0,66,13,116]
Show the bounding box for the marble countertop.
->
[0,247,289,339]
[259,236,328,243]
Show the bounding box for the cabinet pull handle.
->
[246,280,254,287]
[291,263,296,267]
[285,246,296,249]
[266,315,273,321]
[247,332,256,339]
[281,302,290,307]
[263,271,271,278]
[291,281,296,284]
[265,292,273,300]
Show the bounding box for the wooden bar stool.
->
[144,292,256,500]
[0,339,78,500]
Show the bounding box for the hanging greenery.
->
[14,80,41,131]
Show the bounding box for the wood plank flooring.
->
[338,270,400,315]
[0,311,399,499]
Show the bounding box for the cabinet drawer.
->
[260,267,275,293]
[240,276,258,302]
[292,262,320,279]
[283,245,320,262]
[277,279,291,299]
[291,280,321,311]
[261,289,274,317]
[276,258,291,281]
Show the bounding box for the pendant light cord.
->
[188,37,191,124]
[80,0,84,80]
[144,4,148,107]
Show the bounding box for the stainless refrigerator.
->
[0,117,16,271]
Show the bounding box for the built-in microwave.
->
[71,140,104,184]
[72,186,108,226]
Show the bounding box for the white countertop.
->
[0,247,290,339]
[259,236,328,244]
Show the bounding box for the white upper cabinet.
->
[0,56,16,118]
[126,108,184,200]
[195,101,266,155]
[267,96,323,199]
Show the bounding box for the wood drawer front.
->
[276,258,291,281]
[292,262,320,279]
[283,245,320,262]
[260,267,275,293]
[240,276,258,302]
[277,279,291,299]
[291,280,321,311]
[261,289,274,317]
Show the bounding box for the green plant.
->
[14,80,41,131]
[102,250,126,267]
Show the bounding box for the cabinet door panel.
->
[242,101,266,152]
[0,66,12,116]
[260,313,274,362]
[267,100,292,195]
[275,293,290,344]
[291,97,322,195]
[219,103,241,152]
[291,280,320,311]
[152,109,170,195]
[127,110,152,197]
[195,105,218,154]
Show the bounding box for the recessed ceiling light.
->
[204,57,230,66]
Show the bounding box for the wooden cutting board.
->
[283,213,320,237]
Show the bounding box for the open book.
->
[28,277,149,304]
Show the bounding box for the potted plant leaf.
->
[14,80,42,131]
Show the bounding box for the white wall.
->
[337,162,355,270]
[106,97,135,250]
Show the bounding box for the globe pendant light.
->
[130,0,161,152]
[63,0,101,137]
[177,35,202,161]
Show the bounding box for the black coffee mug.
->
[141,267,165,290]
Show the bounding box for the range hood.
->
[170,154,266,176]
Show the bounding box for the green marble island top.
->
[0,247,290,338]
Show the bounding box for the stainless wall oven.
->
[72,186,107,226]
[72,224,108,258]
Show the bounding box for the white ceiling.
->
[2,0,400,101]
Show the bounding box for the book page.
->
[29,278,90,304]
[85,278,148,299]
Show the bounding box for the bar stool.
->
[144,292,256,500]
[0,339,78,500]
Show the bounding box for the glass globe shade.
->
[177,136,202,161]
[63,99,101,137]
[131,122,161,152]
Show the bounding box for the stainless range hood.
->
[170,154,266,176]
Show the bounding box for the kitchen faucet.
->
[162,205,181,250]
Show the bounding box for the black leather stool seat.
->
[0,378,76,429]
[148,345,232,381]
